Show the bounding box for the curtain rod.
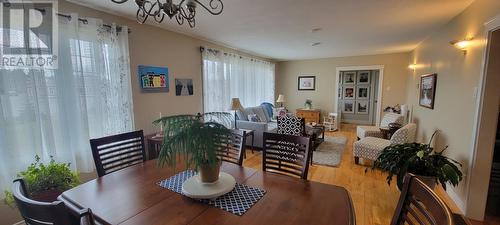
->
[55,12,132,34]
[200,46,274,64]
[21,6,132,34]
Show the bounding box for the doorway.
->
[335,66,384,126]
[467,22,500,220]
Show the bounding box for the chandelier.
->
[111,0,223,28]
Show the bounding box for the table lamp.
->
[276,94,285,107]
[230,98,242,129]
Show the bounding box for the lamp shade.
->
[276,94,286,103]
[230,98,243,110]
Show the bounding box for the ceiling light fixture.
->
[110,0,224,28]
[450,37,473,55]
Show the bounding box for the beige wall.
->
[276,52,410,121]
[0,1,270,224]
[405,0,500,220]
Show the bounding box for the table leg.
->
[251,133,255,154]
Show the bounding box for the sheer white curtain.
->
[202,49,275,112]
[0,14,133,195]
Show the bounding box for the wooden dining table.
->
[59,160,356,225]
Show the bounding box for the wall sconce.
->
[408,64,418,70]
[450,37,473,55]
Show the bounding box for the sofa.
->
[235,104,277,148]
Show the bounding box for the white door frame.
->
[335,65,385,125]
[464,14,500,220]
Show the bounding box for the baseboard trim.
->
[446,188,466,214]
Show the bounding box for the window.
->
[202,49,275,112]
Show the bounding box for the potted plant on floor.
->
[4,155,80,205]
[153,112,232,183]
[372,131,463,190]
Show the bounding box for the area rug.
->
[312,136,348,167]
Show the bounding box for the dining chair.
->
[12,179,96,225]
[90,130,146,177]
[390,174,453,225]
[262,132,311,179]
[215,129,246,166]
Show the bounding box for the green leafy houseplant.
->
[4,155,80,205]
[373,131,463,190]
[153,112,232,182]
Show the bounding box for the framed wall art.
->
[175,79,194,96]
[355,101,369,114]
[356,86,369,100]
[343,71,356,85]
[419,73,437,109]
[343,86,355,100]
[138,65,169,92]
[298,76,316,91]
[342,101,354,114]
[357,71,370,84]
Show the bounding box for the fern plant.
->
[153,112,232,170]
[372,131,463,190]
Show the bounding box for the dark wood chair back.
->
[277,115,306,136]
[215,129,246,166]
[12,179,95,225]
[90,130,146,177]
[391,174,453,225]
[262,132,311,179]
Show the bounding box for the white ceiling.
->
[69,0,473,61]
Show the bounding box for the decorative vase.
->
[199,162,221,183]
[304,103,312,110]
[416,175,437,189]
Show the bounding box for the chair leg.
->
[354,156,359,165]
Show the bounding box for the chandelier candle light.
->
[110,0,224,28]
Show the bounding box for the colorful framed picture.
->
[138,65,169,92]
[175,79,194,96]
[343,86,355,100]
[356,86,369,100]
[298,76,316,91]
[342,101,354,114]
[357,71,370,84]
[355,101,369,114]
[343,71,356,85]
[419,73,437,109]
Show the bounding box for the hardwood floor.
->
[242,123,499,225]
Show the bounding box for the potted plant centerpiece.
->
[154,112,233,183]
[373,131,463,190]
[4,155,80,205]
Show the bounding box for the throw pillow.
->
[248,114,260,122]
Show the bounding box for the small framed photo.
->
[343,71,356,85]
[343,86,355,100]
[357,71,370,84]
[175,79,194,96]
[298,76,316,91]
[419,73,437,109]
[356,86,369,100]
[342,101,354,114]
[356,101,369,114]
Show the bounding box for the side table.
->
[238,129,255,158]
[145,134,163,160]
